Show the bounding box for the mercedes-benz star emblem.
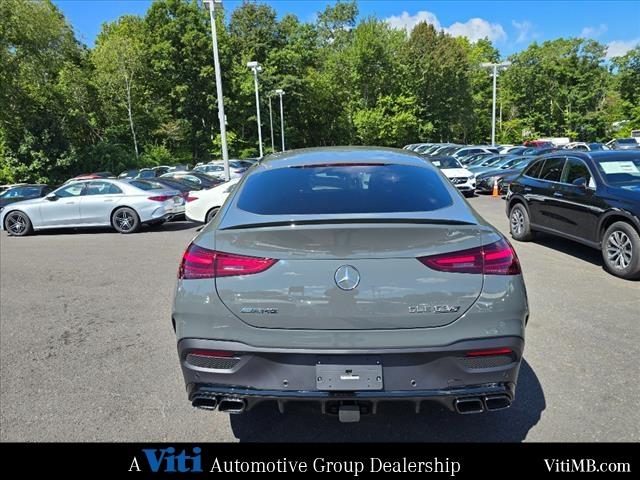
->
[334,265,360,291]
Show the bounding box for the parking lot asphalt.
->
[1,195,639,442]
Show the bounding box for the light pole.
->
[247,61,263,158]
[268,94,275,153]
[480,61,511,146]
[203,0,229,181]
[275,89,285,151]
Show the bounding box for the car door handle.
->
[523,187,532,192]
[64,201,76,205]
[553,191,563,198]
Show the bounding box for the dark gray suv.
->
[172,147,529,422]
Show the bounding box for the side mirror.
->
[572,177,594,191]
[45,192,58,201]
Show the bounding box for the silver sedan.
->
[1,179,184,235]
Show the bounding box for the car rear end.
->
[172,148,528,421]
[125,180,185,223]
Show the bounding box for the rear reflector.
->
[178,243,277,279]
[189,350,234,358]
[466,348,513,357]
[418,238,521,275]
[148,195,173,202]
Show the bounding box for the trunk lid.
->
[213,223,485,329]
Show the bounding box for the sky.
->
[54,0,640,58]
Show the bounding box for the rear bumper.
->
[189,382,515,414]
[178,336,523,412]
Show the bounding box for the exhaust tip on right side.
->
[218,397,246,414]
[484,395,512,411]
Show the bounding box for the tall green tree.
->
[0,0,89,183]
[92,16,147,159]
[500,38,610,141]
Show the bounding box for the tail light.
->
[148,195,173,202]
[418,238,521,275]
[178,243,277,279]
[184,193,198,202]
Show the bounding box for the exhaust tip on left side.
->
[192,396,218,411]
[454,397,484,414]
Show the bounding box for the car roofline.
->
[256,146,430,170]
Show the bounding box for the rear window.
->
[236,164,453,215]
[129,180,165,191]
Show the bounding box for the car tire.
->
[509,203,535,241]
[4,211,33,236]
[205,207,219,223]
[602,222,640,280]
[111,207,141,234]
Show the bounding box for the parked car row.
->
[404,142,560,195]
[1,159,257,235]
[404,142,639,279]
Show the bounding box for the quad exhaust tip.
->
[192,396,218,411]
[454,395,512,414]
[484,394,512,411]
[454,397,484,414]
[217,397,247,414]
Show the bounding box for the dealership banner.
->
[1,443,633,476]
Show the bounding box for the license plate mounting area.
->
[315,356,383,391]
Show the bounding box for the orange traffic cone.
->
[492,180,499,198]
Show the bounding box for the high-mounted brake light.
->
[291,163,386,168]
[178,244,277,279]
[148,195,173,202]
[418,238,521,275]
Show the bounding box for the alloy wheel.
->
[114,210,135,232]
[511,209,525,236]
[6,213,28,235]
[606,230,633,270]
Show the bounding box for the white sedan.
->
[185,178,240,223]
[429,156,476,196]
[1,179,183,235]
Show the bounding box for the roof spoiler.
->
[220,218,476,230]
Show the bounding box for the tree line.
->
[1,0,638,184]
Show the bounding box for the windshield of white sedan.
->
[597,158,640,184]
[237,164,453,215]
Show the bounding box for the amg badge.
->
[240,307,279,314]
[408,304,461,314]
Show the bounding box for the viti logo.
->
[129,447,203,473]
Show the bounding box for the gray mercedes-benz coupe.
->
[172,147,529,422]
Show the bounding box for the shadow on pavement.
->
[11,221,198,236]
[230,360,544,442]
[532,233,603,267]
